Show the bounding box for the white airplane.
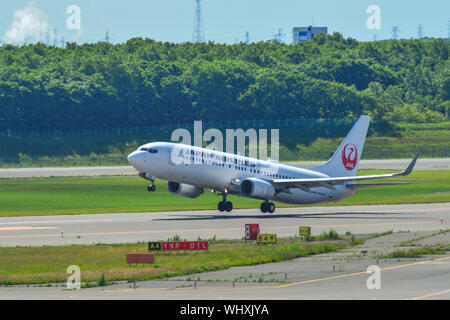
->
[127,115,419,213]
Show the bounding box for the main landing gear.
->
[260,201,275,213]
[217,192,233,212]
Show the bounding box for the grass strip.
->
[377,247,447,259]
[0,239,343,285]
[0,170,449,217]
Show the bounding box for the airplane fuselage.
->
[127,142,354,205]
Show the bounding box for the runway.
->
[1,158,449,178]
[0,203,448,247]
[0,202,449,300]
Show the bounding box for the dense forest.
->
[0,33,448,132]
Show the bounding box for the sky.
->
[0,0,448,45]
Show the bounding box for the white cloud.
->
[3,2,52,45]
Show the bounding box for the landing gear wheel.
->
[217,191,233,212]
[225,201,233,212]
[260,202,268,213]
[147,184,156,192]
[260,201,275,213]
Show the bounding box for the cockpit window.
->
[139,147,158,153]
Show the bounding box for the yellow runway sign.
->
[256,234,277,244]
[299,226,311,236]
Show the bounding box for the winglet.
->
[397,152,420,176]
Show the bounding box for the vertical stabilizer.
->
[311,115,370,177]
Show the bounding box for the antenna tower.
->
[391,26,400,39]
[417,24,423,39]
[273,28,284,42]
[447,18,450,38]
[104,31,111,43]
[192,0,205,42]
[54,28,58,46]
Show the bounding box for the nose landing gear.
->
[139,172,156,192]
[147,182,156,192]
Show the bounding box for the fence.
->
[1,148,448,166]
[0,118,356,138]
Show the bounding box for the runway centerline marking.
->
[0,226,57,231]
[0,220,440,239]
[0,218,119,226]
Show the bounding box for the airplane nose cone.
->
[127,151,139,166]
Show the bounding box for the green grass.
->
[327,170,450,206]
[377,247,447,259]
[0,239,343,285]
[398,229,450,247]
[0,170,449,217]
[305,229,341,241]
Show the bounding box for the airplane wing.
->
[345,182,414,189]
[271,152,419,191]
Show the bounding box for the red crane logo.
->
[342,143,358,171]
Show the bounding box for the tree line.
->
[0,33,448,132]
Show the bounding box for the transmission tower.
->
[46,30,50,45]
[391,26,400,39]
[192,0,205,42]
[245,31,250,44]
[447,18,450,38]
[53,28,58,46]
[417,24,423,39]
[273,28,285,42]
[104,30,111,43]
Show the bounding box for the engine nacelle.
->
[240,178,275,200]
[167,181,204,199]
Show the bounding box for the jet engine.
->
[167,181,204,198]
[240,178,275,200]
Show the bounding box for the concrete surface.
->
[0,203,449,247]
